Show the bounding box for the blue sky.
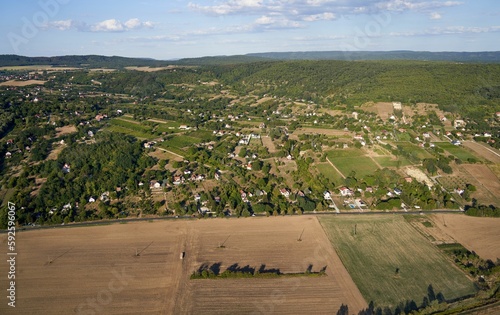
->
[1,0,499,59]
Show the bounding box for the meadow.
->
[319,215,477,308]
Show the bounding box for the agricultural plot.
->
[316,162,344,185]
[430,214,500,261]
[461,164,500,207]
[326,149,379,178]
[435,142,480,162]
[162,135,201,152]
[373,156,412,168]
[107,118,155,139]
[319,215,477,308]
[393,142,433,159]
[0,217,367,314]
[462,141,500,164]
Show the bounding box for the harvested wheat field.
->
[0,216,366,315]
[462,164,500,207]
[430,214,500,261]
[0,80,47,86]
[462,141,500,164]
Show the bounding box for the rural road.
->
[5,209,464,233]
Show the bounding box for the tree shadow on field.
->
[258,264,281,275]
[227,263,255,274]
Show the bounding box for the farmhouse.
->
[323,191,332,200]
[392,102,402,110]
[280,188,290,198]
[454,119,466,128]
[339,187,353,197]
[149,180,161,190]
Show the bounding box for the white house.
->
[280,188,290,198]
[339,187,352,197]
[88,197,96,203]
[323,191,332,200]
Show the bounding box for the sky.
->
[1,0,499,59]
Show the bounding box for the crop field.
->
[0,217,367,314]
[435,142,480,161]
[430,214,500,261]
[373,156,412,168]
[393,142,433,159]
[462,141,500,164]
[461,164,500,207]
[0,79,47,86]
[319,215,477,308]
[316,162,344,185]
[326,150,379,178]
[163,135,201,151]
[107,125,154,140]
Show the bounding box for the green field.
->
[325,149,379,178]
[374,156,412,168]
[394,142,434,159]
[319,215,477,308]
[435,142,480,161]
[107,125,154,139]
[161,135,201,152]
[316,163,344,185]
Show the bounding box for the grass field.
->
[316,163,344,185]
[374,156,412,168]
[325,149,379,178]
[394,142,434,159]
[163,135,201,150]
[319,215,477,308]
[435,142,480,161]
[107,125,154,139]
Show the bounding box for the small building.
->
[88,197,96,203]
[392,102,402,110]
[339,187,353,197]
[280,188,290,198]
[323,191,332,200]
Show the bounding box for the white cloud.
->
[91,19,124,32]
[430,12,442,19]
[303,12,336,21]
[390,25,500,36]
[44,18,154,32]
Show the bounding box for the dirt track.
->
[0,217,366,314]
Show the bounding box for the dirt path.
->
[157,147,184,159]
[327,157,346,179]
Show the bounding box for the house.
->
[352,112,359,120]
[365,186,374,193]
[214,196,221,203]
[297,190,305,197]
[392,102,402,110]
[354,134,364,140]
[214,173,220,181]
[62,163,71,173]
[149,180,161,189]
[455,188,465,195]
[423,132,430,138]
[280,188,290,198]
[404,177,413,183]
[246,163,253,170]
[323,191,332,200]
[394,188,402,196]
[88,197,96,203]
[454,120,466,128]
[240,190,248,202]
[179,125,190,130]
[5,152,11,158]
[339,187,353,197]
[62,203,72,212]
[100,192,110,201]
[173,176,183,185]
[451,140,461,146]
[484,132,492,137]
[194,194,201,201]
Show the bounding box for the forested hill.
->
[2,51,500,68]
[246,51,500,63]
[0,54,171,68]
